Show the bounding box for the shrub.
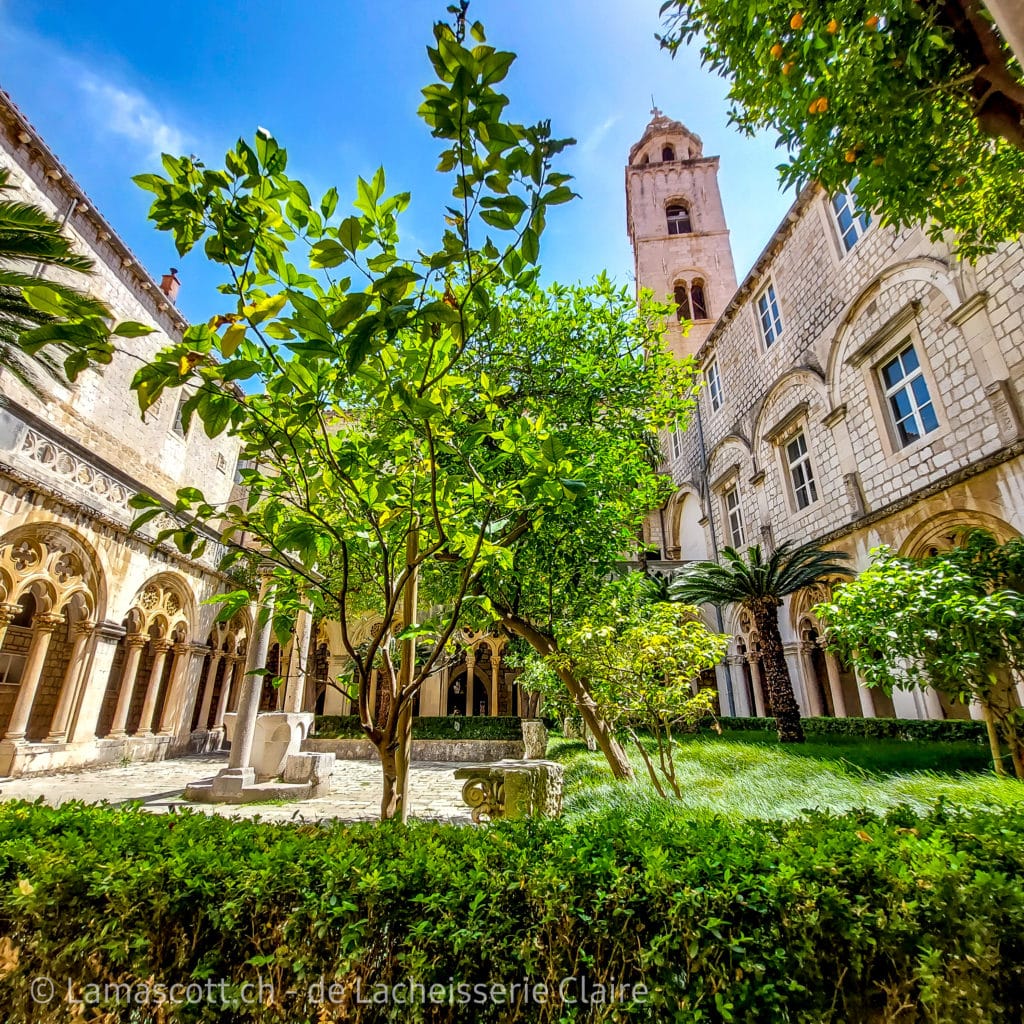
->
[717,715,987,744]
[1,800,1023,1021]
[314,715,523,741]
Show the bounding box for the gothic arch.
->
[0,524,105,620]
[750,367,828,450]
[666,485,709,562]
[899,509,1020,558]
[124,573,196,642]
[825,257,962,410]
[704,433,753,483]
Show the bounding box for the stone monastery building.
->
[0,86,1022,778]
[631,110,1024,723]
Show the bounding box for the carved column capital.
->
[0,602,21,626]
[125,633,148,650]
[151,638,174,655]
[74,620,97,639]
[33,613,66,632]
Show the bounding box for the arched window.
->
[674,283,691,322]
[639,153,649,165]
[690,279,709,320]
[666,204,691,235]
[662,145,675,161]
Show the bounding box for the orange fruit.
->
[790,11,804,29]
[770,42,784,58]
[817,96,829,112]
[865,15,880,29]
[873,155,885,166]
[845,149,857,163]
[782,61,795,75]
[827,18,839,33]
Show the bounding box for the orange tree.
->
[659,0,1024,258]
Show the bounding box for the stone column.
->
[226,574,275,774]
[137,639,173,735]
[798,642,825,717]
[465,649,476,717]
[820,647,848,719]
[5,612,65,741]
[0,602,22,651]
[70,621,124,743]
[157,642,192,734]
[46,620,96,742]
[853,667,876,718]
[923,687,945,721]
[195,652,223,731]
[109,634,148,737]
[747,655,766,717]
[213,656,242,728]
[490,647,502,717]
[283,608,312,713]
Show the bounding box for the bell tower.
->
[626,108,737,360]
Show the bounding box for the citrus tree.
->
[524,575,728,796]
[126,6,687,816]
[659,0,1024,258]
[127,6,587,820]
[816,531,1024,778]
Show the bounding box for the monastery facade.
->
[631,111,1024,722]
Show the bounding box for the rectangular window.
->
[172,393,188,437]
[723,485,745,548]
[832,180,871,252]
[756,283,783,348]
[671,428,682,459]
[880,342,939,447]
[705,359,723,412]
[785,431,818,510]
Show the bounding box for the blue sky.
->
[0,0,796,325]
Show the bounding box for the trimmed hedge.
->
[314,714,523,741]
[718,715,987,744]
[1,801,1023,1022]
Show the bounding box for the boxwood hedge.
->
[314,715,524,741]
[717,715,987,744]
[0,799,1022,1022]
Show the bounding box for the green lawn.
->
[551,728,1024,820]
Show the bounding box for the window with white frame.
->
[671,428,682,459]
[756,283,783,348]
[723,484,745,547]
[879,342,939,448]
[832,180,871,252]
[705,359,723,412]
[785,430,818,510]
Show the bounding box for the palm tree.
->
[0,167,124,393]
[669,541,853,742]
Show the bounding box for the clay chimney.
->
[159,267,181,302]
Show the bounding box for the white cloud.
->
[579,115,620,160]
[80,74,187,160]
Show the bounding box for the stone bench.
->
[454,759,564,823]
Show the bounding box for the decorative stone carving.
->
[455,760,564,823]
[19,427,132,512]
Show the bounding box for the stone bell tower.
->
[626,108,737,360]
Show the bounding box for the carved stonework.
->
[0,531,98,616]
[125,577,192,642]
[19,427,132,512]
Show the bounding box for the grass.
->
[551,728,1024,821]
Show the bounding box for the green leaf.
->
[310,239,349,269]
[113,321,156,338]
[338,217,362,252]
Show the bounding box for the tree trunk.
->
[750,600,805,743]
[377,727,401,820]
[980,699,1008,777]
[493,608,634,781]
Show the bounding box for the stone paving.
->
[0,754,472,824]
